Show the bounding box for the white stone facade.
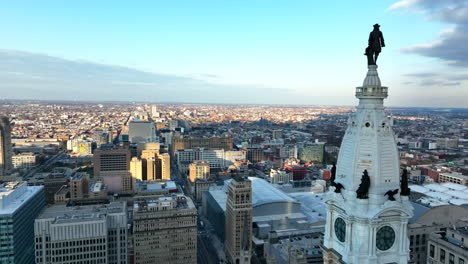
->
[323,65,414,264]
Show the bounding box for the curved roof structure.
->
[222,177,297,208]
[410,204,468,225]
[211,177,301,217]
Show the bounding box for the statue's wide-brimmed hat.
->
[373,23,380,27]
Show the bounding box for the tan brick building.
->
[133,195,197,264]
[225,176,252,264]
[189,160,210,183]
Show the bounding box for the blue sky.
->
[1,0,467,107]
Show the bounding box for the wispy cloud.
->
[0,50,296,104]
[391,0,468,67]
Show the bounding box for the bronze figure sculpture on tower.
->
[365,24,385,65]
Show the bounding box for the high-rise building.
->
[408,205,468,264]
[224,150,247,167]
[322,65,413,263]
[150,105,159,118]
[189,160,210,182]
[130,157,143,180]
[171,135,233,156]
[140,149,171,181]
[246,147,265,163]
[194,178,217,203]
[128,121,157,143]
[34,202,128,264]
[133,195,197,264]
[298,141,325,163]
[136,142,160,157]
[94,147,132,193]
[169,119,179,131]
[279,144,298,159]
[0,117,13,176]
[93,127,113,148]
[67,137,94,154]
[69,172,90,199]
[11,152,36,169]
[176,148,224,173]
[427,227,468,264]
[0,182,45,263]
[43,172,68,204]
[94,147,131,176]
[225,176,252,264]
[272,130,283,139]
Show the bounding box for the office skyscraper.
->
[133,195,197,264]
[171,135,233,156]
[94,147,132,193]
[189,160,210,183]
[0,182,45,264]
[225,175,252,264]
[322,65,413,263]
[0,117,13,176]
[34,202,128,264]
[130,157,143,180]
[139,149,170,181]
[128,121,157,143]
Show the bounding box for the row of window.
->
[429,244,465,264]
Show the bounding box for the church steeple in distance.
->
[321,24,414,264]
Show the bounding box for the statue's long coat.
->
[369,29,385,53]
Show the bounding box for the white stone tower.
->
[322,65,414,264]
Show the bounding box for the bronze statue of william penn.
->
[365,24,385,65]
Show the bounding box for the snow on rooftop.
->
[425,184,449,193]
[288,192,326,223]
[425,191,451,202]
[441,182,467,191]
[449,199,468,206]
[417,197,449,207]
[409,185,429,194]
[446,190,468,200]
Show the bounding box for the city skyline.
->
[1,0,468,107]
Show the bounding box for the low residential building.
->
[439,172,468,185]
[269,169,293,184]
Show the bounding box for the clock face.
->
[334,217,346,242]
[376,226,395,251]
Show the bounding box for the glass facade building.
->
[0,183,45,264]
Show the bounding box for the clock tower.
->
[321,64,414,264]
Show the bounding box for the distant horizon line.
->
[1,98,468,110]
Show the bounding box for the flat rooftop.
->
[0,181,43,215]
[37,202,126,220]
[133,194,195,213]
